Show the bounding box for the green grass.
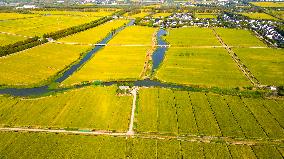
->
[0,15,99,37]
[195,13,218,19]
[233,48,284,86]
[166,27,221,46]
[58,19,129,44]
[0,33,27,46]
[251,2,284,8]
[0,13,36,20]
[124,12,150,18]
[0,86,132,131]
[240,12,278,20]
[0,43,90,86]
[214,28,266,47]
[137,88,284,139]
[155,48,251,88]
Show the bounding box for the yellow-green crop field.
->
[240,12,278,20]
[61,46,149,85]
[0,86,132,131]
[270,10,284,20]
[152,12,172,18]
[214,28,266,47]
[166,27,221,46]
[0,13,37,20]
[251,2,284,8]
[61,26,156,86]
[0,43,90,86]
[137,88,284,138]
[108,26,156,45]
[124,12,150,19]
[0,15,99,37]
[195,13,218,19]
[0,34,27,46]
[1,131,282,158]
[31,10,117,17]
[155,48,251,88]
[233,48,284,86]
[58,19,129,44]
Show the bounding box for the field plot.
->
[137,88,284,138]
[152,12,172,18]
[31,10,117,17]
[251,2,284,8]
[124,12,150,18]
[240,12,278,20]
[166,27,221,46]
[108,26,157,45]
[58,19,129,44]
[233,48,284,86]
[195,13,218,19]
[61,26,156,86]
[270,10,284,20]
[0,43,90,86]
[0,33,27,46]
[0,86,132,131]
[0,15,99,37]
[0,131,282,158]
[0,13,37,20]
[155,48,250,87]
[214,28,266,47]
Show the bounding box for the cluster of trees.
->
[0,37,47,57]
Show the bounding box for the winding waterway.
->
[0,23,172,97]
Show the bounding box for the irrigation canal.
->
[0,21,173,97]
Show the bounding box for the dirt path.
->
[139,31,158,78]
[0,31,33,38]
[0,127,282,146]
[127,87,138,136]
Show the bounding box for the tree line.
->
[0,10,126,57]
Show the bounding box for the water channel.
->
[0,21,172,97]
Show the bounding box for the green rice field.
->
[251,2,284,8]
[195,13,218,19]
[233,48,284,86]
[58,19,129,44]
[0,15,99,37]
[0,43,90,86]
[61,26,156,86]
[0,33,27,46]
[0,13,37,20]
[166,27,221,46]
[0,86,132,131]
[0,131,282,158]
[240,12,278,20]
[137,88,284,138]
[155,48,251,88]
[214,28,266,47]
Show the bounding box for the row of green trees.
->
[0,37,47,57]
[43,16,112,40]
[0,10,126,57]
